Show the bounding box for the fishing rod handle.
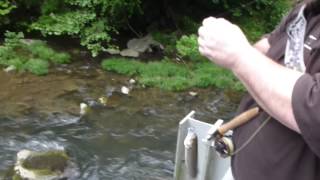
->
[218,107,260,135]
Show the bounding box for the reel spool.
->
[214,136,234,158]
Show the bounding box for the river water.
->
[0,60,240,179]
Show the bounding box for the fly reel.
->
[208,107,260,158]
[214,136,234,158]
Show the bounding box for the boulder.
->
[127,34,161,53]
[14,149,70,180]
[4,65,16,73]
[105,48,120,55]
[120,49,139,58]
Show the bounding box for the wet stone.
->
[14,149,72,180]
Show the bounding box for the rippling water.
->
[0,62,240,179]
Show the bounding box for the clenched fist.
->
[198,17,252,70]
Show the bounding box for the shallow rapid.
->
[0,61,239,179]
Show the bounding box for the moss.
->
[101,58,245,91]
[21,151,69,174]
[12,174,23,180]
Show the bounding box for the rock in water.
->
[189,91,198,97]
[129,79,136,84]
[121,86,130,95]
[98,96,108,106]
[14,149,70,180]
[80,103,89,116]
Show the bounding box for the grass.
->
[101,57,245,91]
[0,31,71,75]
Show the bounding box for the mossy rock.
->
[14,149,70,180]
[21,151,68,173]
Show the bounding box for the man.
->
[198,1,320,180]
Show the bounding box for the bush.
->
[0,0,290,57]
[29,0,142,57]
[0,0,15,25]
[24,59,49,75]
[176,34,206,62]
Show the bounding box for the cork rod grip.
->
[218,107,260,135]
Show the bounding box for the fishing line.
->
[231,116,271,156]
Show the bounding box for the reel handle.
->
[218,107,259,135]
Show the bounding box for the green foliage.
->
[30,11,96,36]
[0,31,71,75]
[101,58,244,91]
[237,17,268,42]
[27,41,71,64]
[24,59,49,75]
[231,0,291,41]
[79,20,112,57]
[177,16,199,34]
[28,0,142,57]
[138,61,192,91]
[0,0,290,58]
[0,0,15,16]
[3,31,24,48]
[0,0,15,26]
[101,57,141,76]
[152,31,178,55]
[176,34,205,62]
[191,62,244,90]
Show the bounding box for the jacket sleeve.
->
[292,73,320,157]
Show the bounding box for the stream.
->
[0,59,240,179]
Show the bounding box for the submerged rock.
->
[14,149,70,180]
[121,86,130,95]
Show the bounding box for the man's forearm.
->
[253,38,270,54]
[232,47,303,133]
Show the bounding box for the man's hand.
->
[198,17,252,70]
[198,18,303,133]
